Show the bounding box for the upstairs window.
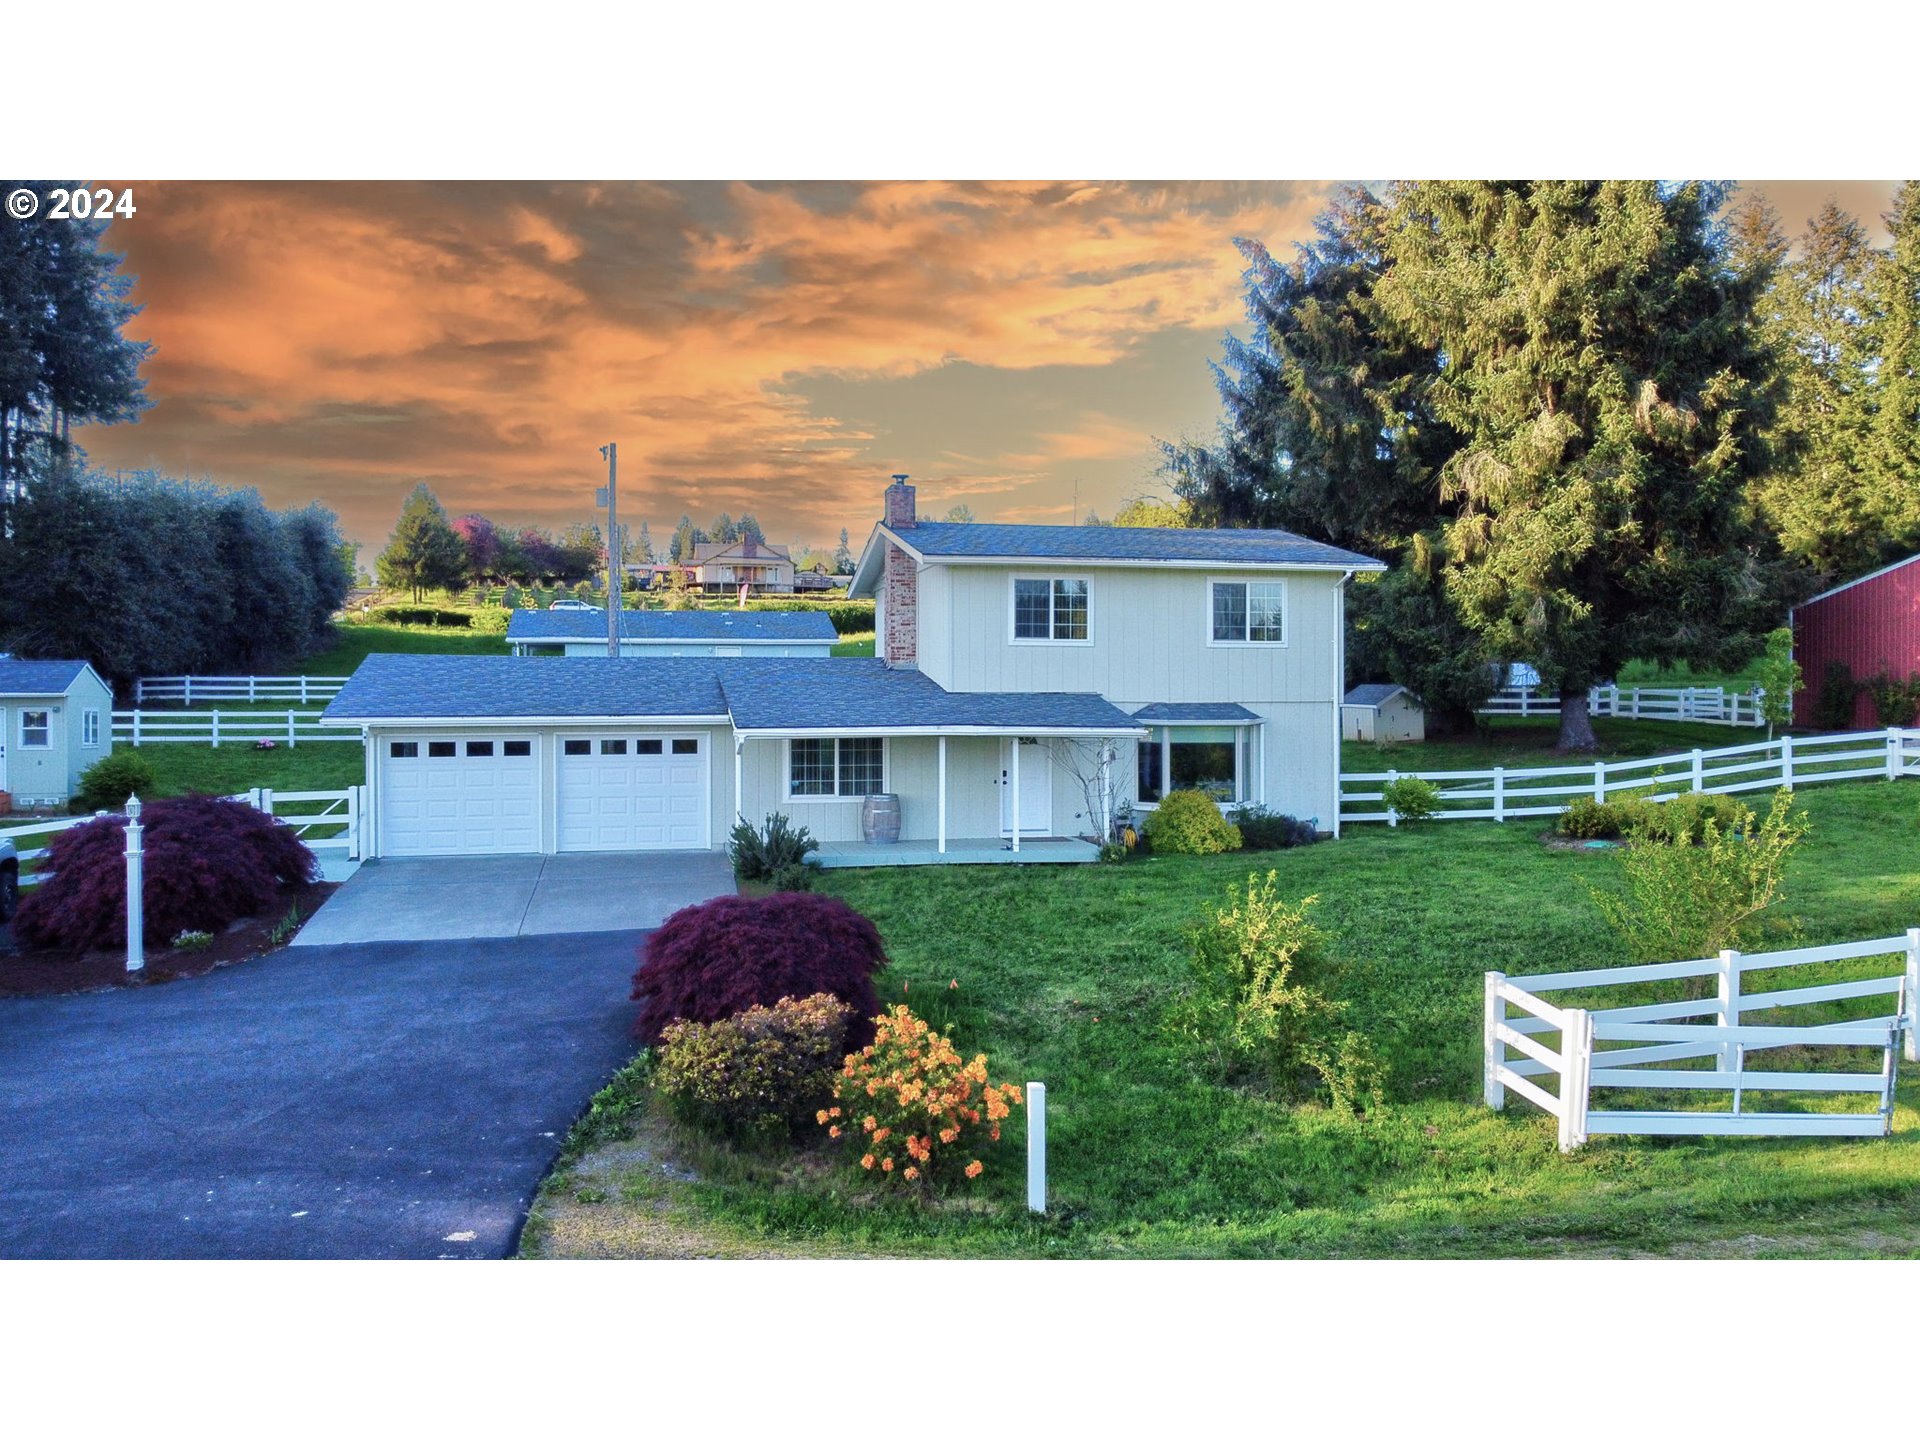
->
[1210,580,1285,644]
[1012,577,1090,642]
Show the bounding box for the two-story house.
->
[321,479,1380,862]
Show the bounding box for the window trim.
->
[1206,576,1288,648]
[1007,574,1094,647]
[785,735,890,801]
[1133,724,1261,809]
[19,709,52,749]
[81,709,101,748]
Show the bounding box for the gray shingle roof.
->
[323,654,730,720]
[0,658,92,694]
[507,609,837,643]
[1344,683,1413,708]
[719,660,1140,733]
[1131,702,1261,723]
[322,654,1140,734]
[892,521,1384,570]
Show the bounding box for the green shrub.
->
[372,605,472,628]
[1229,805,1319,850]
[766,861,816,892]
[1591,788,1809,965]
[1142,790,1242,855]
[1812,661,1859,729]
[1381,775,1440,823]
[653,992,855,1138]
[77,751,156,812]
[728,811,819,881]
[1864,669,1920,728]
[1558,796,1625,839]
[468,607,510,635]
[1560,792,1752,845]
[170,930,214,951]
[746,598,873,634]
[1165,873,1383,1115]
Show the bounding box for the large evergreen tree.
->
[1869,182,1920,549]
[831,527,853,572]
[1371,180,1792,748]
[375,483,467,600]
[0,184,151,495]
[670,515,700,565]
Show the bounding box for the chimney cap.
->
[890,473,910,482]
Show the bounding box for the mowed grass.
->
[531,782,1920,1259]
[1341,716,1791,775]
[115,737,366,797]
[832,630,875,657]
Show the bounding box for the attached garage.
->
[556,733,709,851]
[379,735,539,856]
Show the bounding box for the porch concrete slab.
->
[291,852,734,947]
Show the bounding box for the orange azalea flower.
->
[815,1109,829,1125]
[881,1157,894,1173]
[903,1166,919,1181]
[828,1125,841,1138]
[939,1128,958,1145]
[861,1154,875,1170]
[965,1160,984,1179]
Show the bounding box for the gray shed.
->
[1342,684,1425,743]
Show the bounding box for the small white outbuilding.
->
[1342,684,1425,743]
[0,658,116,808]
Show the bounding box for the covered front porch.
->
[812,836,1101,868]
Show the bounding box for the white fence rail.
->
[1485,932,1917,1150]
[134,674,348,705]
[113,710,357,746]
[1,786,363,889]
[1341,727,1920,825]
[1479,683,1766,727]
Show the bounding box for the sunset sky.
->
[72,179,1903,559]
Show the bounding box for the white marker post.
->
[124,795,145,973]
[1026,1080,1046,1214]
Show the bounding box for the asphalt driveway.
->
[0,929,647,1259]
[292,852,735,946]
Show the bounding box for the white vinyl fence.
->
[134,674,348,705]
[1485,933,1917,1151]
[114,710,357,746]
[1341,728,1920,825]
[1,786,364,889]
[1479,683,1765,727]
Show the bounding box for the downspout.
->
[1333,570,1354,839]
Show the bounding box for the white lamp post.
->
[124,794,144,973]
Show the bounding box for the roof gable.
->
[0,658,94,695]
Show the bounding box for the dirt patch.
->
[1539,831,1622,853]
[0,881,338,998]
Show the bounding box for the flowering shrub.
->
[254,739,279,751]
[631,891,888,1047]
[821,1005,1022,1188]
[654,993,855,1138]
[14,795,315,954]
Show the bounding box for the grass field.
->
[1340,716,1787,775]
[527,781,1920,1259]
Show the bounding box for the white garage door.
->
[557,733,709,852]
[380,736,539,857]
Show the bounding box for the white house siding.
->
[916,564,1346,828]
[0,671,113,806]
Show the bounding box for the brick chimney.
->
[742,535,757,558]
[884,474,916,529]
[882,474,918,667]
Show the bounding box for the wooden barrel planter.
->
[860,792,902,844]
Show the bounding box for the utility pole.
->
[598,443,621,658]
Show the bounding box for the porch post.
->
[1010,735,1021,853]
[733,736,744,826]
[937,735,948,854]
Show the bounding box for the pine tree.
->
[1371,180,1793,749]
[832,527,853,572]
[670,515,699,565]
[636,519,656,564]
[941,503,977,523]
[375,483,468,600]
[709,512,738,545]
[1869,182,1920,550]
[736,512,766,544]
[1751,201,1884,577]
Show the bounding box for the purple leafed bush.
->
[13,795,316,954]
[631,891,889,1047]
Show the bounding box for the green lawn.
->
[118,738,365,797]
[1341,716,1783,775]
[528,781,1920,1259]
[832,630,875,657]
[299,621,507,674]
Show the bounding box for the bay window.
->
[1136,726,1252,805]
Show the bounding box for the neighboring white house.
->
[1341,684,1425,743]
[0,659,115,808]
[507,609,838,658]
[689,536,796,594]
[320,478,1383,861]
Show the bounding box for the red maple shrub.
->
[632,892,888,1047]
[14,795,316,954]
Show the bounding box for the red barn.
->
[1791,554,1920,728]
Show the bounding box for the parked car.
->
[547,598,600,612]
[0,837,17,921]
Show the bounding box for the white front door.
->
[999,737,1052,836]
[380,735,540,856]
[557,733,709,851]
